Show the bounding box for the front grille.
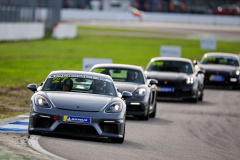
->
[126,105,143,111]
[99,123,118,134]
[157,89,192,98]
[157,80,182,87]
[54,124,99,135]
[34,117,55,128]
[205,70,229,77]
[204,70,232,86]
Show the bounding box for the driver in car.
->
[61,78,73,91]
[89,80,104,94]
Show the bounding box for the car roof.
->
[149,57,192,63]
[203,52,239,59]
[90,63,143,72]
[48,70,113,80]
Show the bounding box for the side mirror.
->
[150,79,158,85]
[40,82,44,86]
[116,87,120,92]
[145,74,149,79]
[197,70,204,76]
[121,91,132,99]
[193,60,199,65]
[27,84,37,93]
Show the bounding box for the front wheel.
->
[111,125,125,143]
[198,90,203,101]
[140,107,149,120]
[189,89,198,103]
[149,103,157,118]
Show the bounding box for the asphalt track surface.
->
[37,89,240,160]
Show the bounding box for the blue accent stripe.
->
[0,128,28,133]
[8,122,29,125]
[0,118,29,133]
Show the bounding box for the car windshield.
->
[202,56,239,67]
[92,68,145,84]
[147,60,193,74]
[42,76,117,96]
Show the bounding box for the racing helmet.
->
[94,80,104,89]
[62,78,73,90]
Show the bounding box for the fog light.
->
[103,121,115,123]
[230,78,237,82]
[130,102,140,105]
[39,115,50,118]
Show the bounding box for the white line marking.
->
[27,135,67,160]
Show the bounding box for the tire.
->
[189,90,198,103]
[28,130,41,135]
[111,125,125,143]
[149,103,157,118]
[198,91,203,101]
[140,106,149,120]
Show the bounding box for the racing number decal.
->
[152,61,164,66]
[52,77,68,83]
[92,68,105,73]
[204,57,216,62]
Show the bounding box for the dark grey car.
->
[90,64,158,120]
[145,57,204,103]
[194,52,240,89]
[27,71,132,143]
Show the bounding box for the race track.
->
[36,89,240,160]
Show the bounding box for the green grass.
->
[0,105,28,119]
[0,111,28,119]
[77,26,182,34]
[1,27,240,88]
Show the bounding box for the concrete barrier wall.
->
[52,23,77,39]
[61,9,240,26]
[0,23,44,41]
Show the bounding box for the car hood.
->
[46,92,112,112]
[145,72,189,81]
[199,64,238,72]
[114,81,140,93]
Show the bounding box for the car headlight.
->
[236,70,240,76]
[230,70,240,76]
[34,95,51,108]
[186,77,194,84]
[106,102,123,113]
[133,88,146,96]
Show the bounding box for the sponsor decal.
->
[63,116,91,123]
[49,75,112,83]
[158,87,174,92]
[209,75,225,82]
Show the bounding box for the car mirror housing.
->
[122,91,132,99]
[197,70,204,76]
[193,60,199,65]
[145,74,149,79]
[150,79,158,85]
[27,84,37,93]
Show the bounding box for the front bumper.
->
[156,86,197,101]
[125,96,148,116]
[204,74,240,88]
[29,107,125,138]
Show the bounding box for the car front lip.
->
[156,86,197,100]
[29,107,125,138]
[124,96,149,116]
[204,74,240,87]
